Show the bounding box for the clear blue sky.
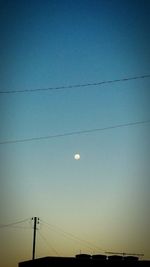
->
[0,1,150,266]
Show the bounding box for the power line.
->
[0,119,149,145]
[0,218,30,229]
[1,225,32,230]
[40,219,105,253]
[0,74,150,94]
[38,231,60,256]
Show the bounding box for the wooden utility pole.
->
[32,217,39,260]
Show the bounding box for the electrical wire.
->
[40,219,105,253]
[0,218,30,229]
[0,119,149,145]
[38,230,60,256]
[3,225,32,229]
[0,74,150,94]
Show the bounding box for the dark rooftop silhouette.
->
[19,254,150,266]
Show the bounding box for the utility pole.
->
[32,217,39,260]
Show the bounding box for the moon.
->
[74,153,80,160]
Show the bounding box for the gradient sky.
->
[0,1,150,266]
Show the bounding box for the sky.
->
[0,0,150,266]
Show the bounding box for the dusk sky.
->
[0,1,150,266]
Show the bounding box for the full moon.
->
[74,153,80,160]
